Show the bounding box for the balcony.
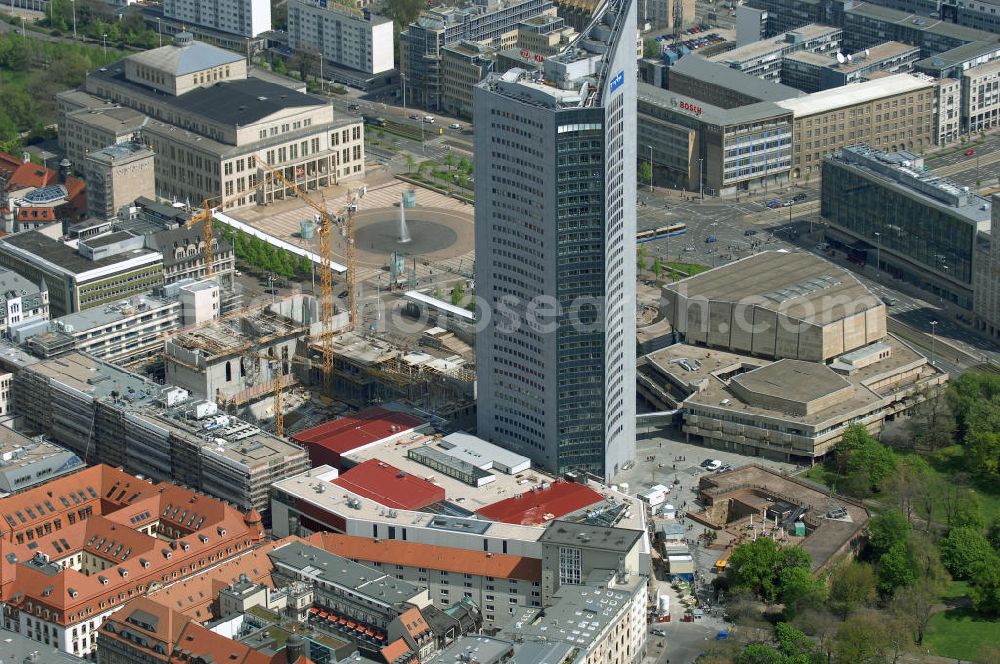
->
[308,606,388,646]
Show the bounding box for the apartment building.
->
[64,33,364,211]
[963,58,1000,130]
[84,143,156,221]
[0,464,266,659]
[774,73,937,178]
[163,0,271,37]
[935,77,964,142]
[399,0,555,110]
[288,0,395,76]
[0,268,48,339]
[311,533,541,629]
[0,429,82,497]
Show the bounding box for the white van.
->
[423,115,435,123]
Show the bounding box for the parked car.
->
[705,235,718,243]
[423,115,435,123]
[449,122,462,129]
[347,103,360,112]
[408,114,420,120]
[652,628,667,637]
[700,459,715,468]
[882,296,897,306]
[684,246,697,252]
[338,290,348,299]
[966,148,976,156]
[793,192,807,201]
[782,200,794,207]
[706,460,723,471]
[766,199,782,208]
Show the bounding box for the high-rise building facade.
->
[164,0,271,37]
[287,0,395,76]
[474,0,637,480]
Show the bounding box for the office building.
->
[473,0,637,479]
[145,221,237,288]
[288,0,395,78]
[517,15,578,54]
[0,463,266,658]
[961,58,1000,131]
[163,0,271,37]
[26,294,181,366]
[775,73,937,178]
[56,93,149,170]
[934,76,963,143]
[781,41,921,92]
[708,24,842,81]
[0,231,163,317]
[12,352,308,512]
[638,83,795,194]
[643,0,694,30]
[399,0,555,110]
[841,2,1000,53]
[822,145,992,311]
[668,55,804,108]
[84,143,156,221]
[649,250,947,459]
[974,195,1000,340]
[65,33,364,210]
[441,42,498,119]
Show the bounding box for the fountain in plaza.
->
[398,199,412,244]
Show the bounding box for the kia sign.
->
[610,70,624,94]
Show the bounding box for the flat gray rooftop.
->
[732,359,852,403]
[670,55,803,102]
[539,520,642,553]
[662,251,882,325]
[54,295,177,333]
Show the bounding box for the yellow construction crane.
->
[186,171,279,279]
[245,352,317,438]
[250,155,356,389]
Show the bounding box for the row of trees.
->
[216,224,314,280]
[43,0,159,49]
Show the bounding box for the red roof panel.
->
[332,459,444,511]
[475,481,604,526]
[291,407,425,456]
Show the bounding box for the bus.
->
[636,223,688,243]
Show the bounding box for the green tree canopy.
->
[728,538,812,603]
[941,527,997,580]
[828,560,876,617]
[867,509,910,558]
[877,541,917,597]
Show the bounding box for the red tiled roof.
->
[309,533,542,582]
[380,637,413,664]
[5,161,51,191]
[333,459,444,511]
[397,606,429,641]
[291,407,425,455]
[16,207,56,222]
[474,481,604,525]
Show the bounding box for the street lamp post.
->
[156,18,162,47]
[401,73,406,110]
[930,320,939,367]
[874,232,881,276]
[648,145,654,192]
[698,158,704,201]
[71,0,77,39]
[102,33,108,62]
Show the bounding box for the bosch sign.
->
[679,100,703,116]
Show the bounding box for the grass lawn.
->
[665,261,710,277]
[923,607,1000,661]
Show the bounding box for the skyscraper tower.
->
[473,0,637,481]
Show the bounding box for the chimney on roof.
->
[59,159,71,184]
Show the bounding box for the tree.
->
[643,37,661,58]
[877,541,917,597]
[779,566,826,619]
[775,622,824,664]
[417,160,430,177]
[637,244,648,272]
[908,391,957,452]
[737,645,785,664]
[970,559,1000,617]
[844,437,896,495]
[891,579,943,645]
[384,0,424,26]
[651,256,663,280]
[833,613,892,664]
[867,510,910,558]
[940,526,997,580]
[457,157,472,173]
[638,160,653,186]
[950,489,985,530]
[450,282,464,306]
[272,56,287,75]
[988,516,1000,550]
[443,152,456,171]
[728,538,812,603]
[404,153,416,173]
[883,456,931,524]
[828,561,876,617]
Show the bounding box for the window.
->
[558,546,582,585]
